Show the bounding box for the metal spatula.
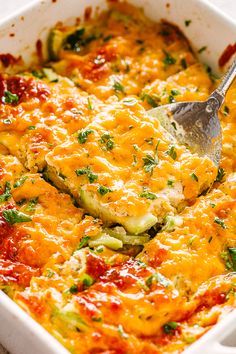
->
[148,59,236,166]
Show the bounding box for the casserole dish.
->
[0,0,236,353]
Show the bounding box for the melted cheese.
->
[0,2,235,354]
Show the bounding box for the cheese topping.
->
[0,2,235,354]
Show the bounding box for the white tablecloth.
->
[0,0,235,353]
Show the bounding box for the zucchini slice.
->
[80,188,157,235]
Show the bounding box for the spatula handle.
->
[216,58,236,97]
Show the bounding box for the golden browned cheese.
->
[0,2,236,354]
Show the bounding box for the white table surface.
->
[0,0,235,353]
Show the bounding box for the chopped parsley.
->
[221,247,236,271]
[81,273,94,288]
[143,154,158,174]
[118,324,128,339]
[132,144,139,151]
[64,28,97,52]
[166,145,177,160]
[28,125,36,130]
[198,46,207,54]
[184,20,192,27]
[0,182,11,203]
[139,190,157,200]
[167,179,174,187]
[163,50,176,67]
[180,58,187,69]
[214,217,227,229]
[87,97,93,110]
[168,89,180,104]
[77,236,91,250]
[3,118,12,125]
[25,197,38,212]
[140,93,159,107]
[123,97,137,106]
[78,128,94,144]
[191,173,198,182]
[163,321,178,334]
[103,34,113,42]
[216,167,225,182]
[146,272,170,288]
[32,70,45,79]
[100,132,114,151]
[13,176,28,188]
[209,202,216,208]
[2,91,19,105]
[3,208,32,224]
[75,167,98,183]
[113,81,124,93]
[223,106,229,116]
[98,185,112,196]
[69,284,78,294]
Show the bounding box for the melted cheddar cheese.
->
[0,2,236,354]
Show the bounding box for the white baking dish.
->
[0,0,236,353]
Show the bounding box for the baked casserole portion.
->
[0,2,236,354]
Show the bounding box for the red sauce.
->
[219,43,236,67]
[86,251,110,279]
[0,54,20,68]
[0,74,50,104]
[84,6,92,21]
[100,259,150,290]
[80,45,117,81]
[0,204,40,287]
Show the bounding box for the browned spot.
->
[36,39,43,63]
[84,6,92,21]
[166,2,170,8]
[219,43,236,67]
[0,54,21,68]
[9,33,15,37]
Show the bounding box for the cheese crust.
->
[0,2,235,354]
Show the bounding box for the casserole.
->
[0,2,234,352]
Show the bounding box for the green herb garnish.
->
[75,167,98,183]
[123,98,137,106]
[184,20,192,27]
[13,176,28,188]
[140,190,157,200]
[69,284,78,294]
[216,167,225,182]
[25,197,38,212]
[191,173,198,182]
[214,217,227,229]
[81,273,94,288]
[3,208,32,224]
[113,81,124,93]
[87,97,93,110]
[163,321,178,334]
[166,145,177,160]
[198,46,207,54]
[98,185,112,196]
[223,106,229,116]
[77,236,91,250]
[2,118,12,125]
[2,91,19,105]
[78,129,94,144]
[163,51,176,67]
[0,182,11,203]
[180,58,187,69]
[118,324,128,339]
[140,93,159,107]
[143,154,158,174]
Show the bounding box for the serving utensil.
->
[149,59,236,165]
